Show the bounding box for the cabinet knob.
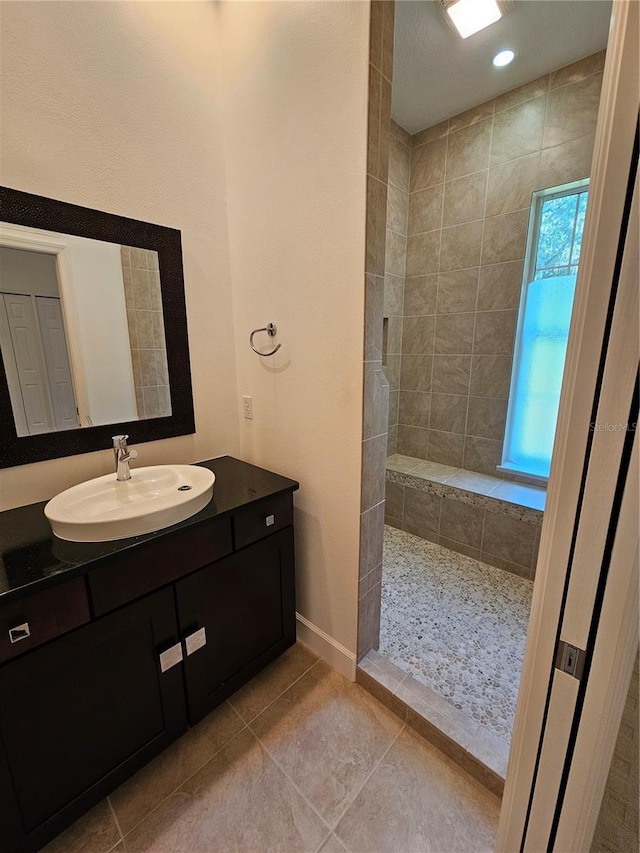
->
[265,514,275,527]
[9,623,30,644]
[159,642,184,673]
[184,627,207,656]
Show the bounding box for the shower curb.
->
[356,656,508,798]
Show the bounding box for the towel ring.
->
[250,322,281,357]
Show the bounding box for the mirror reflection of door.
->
[0,230,172,437]
[0,248,78,436]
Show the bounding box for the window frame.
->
[499,178,590,483]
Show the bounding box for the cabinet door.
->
[0,587,187,853]
[177,527,296,724]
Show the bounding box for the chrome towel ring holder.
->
[249,322,281,357]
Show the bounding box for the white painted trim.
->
[296,613,356,681]
[555,433,638,850]
[0,224,91,426]
[497,2,639,849]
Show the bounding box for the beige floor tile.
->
[124,728,327,853]
[109,701,245,834]
[229,642,319,723]
[319,833,351,852]
[251,661,404,826]
[41,800,121,853]
[335,727,500,853]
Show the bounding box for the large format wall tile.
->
[432,354,471,395]
[490,97,546,165]
[404,274,437,315]
[485,152,539,217]
[443,171,487,226]
[408,184,444,235]
[411,136,447,191]
[430,393,467,434]
[544,73,604,149]
[390,51,603,479]
[446,118,492,180]
[435,312,475,354]
[397,424,429,458]
[481,209,528,265]
[437,268,479,314]
[477,261,523,311]
[399,389,431,427]
[474,311,517,356]
[469,355,513,400]
[406,230,440,276]
[402,315,435,354]
[428,429,465,468]
[440,497,485,549]
[466,396,508,442]
[439,219,483,271]
[389,133,410,190]
[538,134,595,187]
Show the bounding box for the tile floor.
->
[43,643,500,853]
[379,525,533,742]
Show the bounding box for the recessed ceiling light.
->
[445,0,502,39]
[493,48,515,67]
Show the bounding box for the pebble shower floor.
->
[379,525,533,742]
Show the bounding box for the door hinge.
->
[554,640,586,681]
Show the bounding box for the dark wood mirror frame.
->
[0,186,195,468]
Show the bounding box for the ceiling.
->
[392,0,612,133]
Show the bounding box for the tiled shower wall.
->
[359,0,394,661]
[121,246,171,420]
[394,51,605,475]
[384,120,410,454]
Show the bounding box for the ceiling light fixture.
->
[493,48,515,67]
[445,0,502,39]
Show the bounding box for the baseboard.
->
[295,613,357,680]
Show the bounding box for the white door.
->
[498,2,639,849]
[35,296,79,430]
[0,295,28,436]
[1,292,53,434]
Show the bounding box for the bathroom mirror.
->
[0,186,195,468]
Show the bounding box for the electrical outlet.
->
[243,395,253,419]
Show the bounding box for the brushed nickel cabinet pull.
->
[9,623,30,644]
[184,627,207,656]
[159,642,184,673]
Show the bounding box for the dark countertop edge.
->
[0,456,299,607]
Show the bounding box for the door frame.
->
[0,224,90,426]
[497,1,639,848]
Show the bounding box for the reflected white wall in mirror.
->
[0,224,171,437]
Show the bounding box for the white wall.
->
[0,0,369,666]
[0,0,239,509]
[218,1,369,663]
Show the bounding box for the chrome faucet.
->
[112,435,138,481]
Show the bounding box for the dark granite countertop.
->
[0,456,299,605]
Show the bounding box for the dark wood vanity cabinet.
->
[0,461,298,853]
[0,588,188,851]
[179,527,296,723]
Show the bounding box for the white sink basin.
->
[45,465,215,542]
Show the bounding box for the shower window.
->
[501,179,590,481]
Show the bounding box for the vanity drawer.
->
[0,578,90,664]
[88,517,233,617]
[233,492,293,550]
